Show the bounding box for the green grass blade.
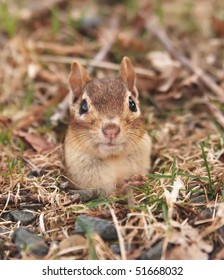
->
[76,218,97,260]
[171,157,176,185]
[162,203,168,222]
[200,143,213,194]
[148,172,208,181]
[177,173,208,181]
[51,7,61,35]
[85,196,128,208]
[148,173,172,179]
[154,0,164,23]
[212,119,224,143]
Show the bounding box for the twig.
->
[145,19,224,103]
[21,157,43,176]
[197,215,224,240]
[39,55,155,77]
[108,205,127,260]
[204,97,224,129]
[0,193,43,206]
[0,193,79,206]
[30,41,98,56]
[0,192,11,217]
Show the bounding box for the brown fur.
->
[85,77,126,118]
[64,57,151,195]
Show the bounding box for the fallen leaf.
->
[212,17,224,37]
[214,247,224,260]
[179,74,199,88]
[53,234,88,257]
[27,63,41,79]
[147,51,179,73]
[163,177,185,218]
[158,67,180,92]
[15,130,53,152]
[118,32,147,52]
[165,223,213,260]
[0,115,12,126]
[147,51,181,92]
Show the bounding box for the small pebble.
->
[0,238,5,259]
[189,194,206,204]
[80,16,101,30]
[196,208,213,220]
[27,169,44,178]
[10,210,36,225]
[75,215,118,241]
[12,227,49,257]
[218,225,224,242]
[111,243,133,255]
[139,241,163,260]
[58,181,70,190]
[69,189,100,202]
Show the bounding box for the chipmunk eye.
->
[79,99,88,115]
[129,96,137,112]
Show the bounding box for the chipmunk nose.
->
[102,123,120,140]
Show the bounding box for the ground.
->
[0,0,224,260]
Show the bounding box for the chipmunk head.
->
[68,57,145,158]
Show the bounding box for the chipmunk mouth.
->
[99,142,124,147]
[99,137,126,145]
[97,141,126,156]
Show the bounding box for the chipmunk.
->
[64,57,151,195]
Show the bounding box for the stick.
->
[108,205,127,260]
[145,19,224,103]
[0,193,79,206]
[39,55,154,77]
[205,97,224,129]
[30,41,98,56]
[0,194,43,206]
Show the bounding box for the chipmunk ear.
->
[119,56,137,95]
[68,61,90,102]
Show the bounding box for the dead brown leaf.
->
[15,131,53,152]
[147,51,181,92]
[214,247,224,260]
[165,223,213,260]
[0,115,12,126]
[212,17,224,37]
